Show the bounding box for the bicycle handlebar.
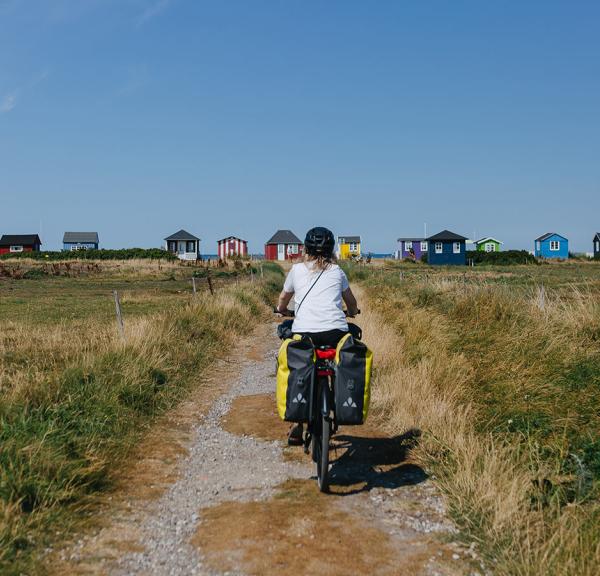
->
[273,306,294,317]
[273,307,360,318]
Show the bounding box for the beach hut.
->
[534,233,568,259]
[0,234,42,255]
[217,236,248,259]
[397,238,428,261]
[337,236,361,260]
[264,230,303,261]
[63,232,99,251]
[427,230,467,266]
[474,237,503,252]
[164,230,200,260]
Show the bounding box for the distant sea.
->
[200,253,394,260]
[200,254,265,260]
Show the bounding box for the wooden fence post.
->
[260,263,264,278]
[113,290,125,339]
[192,276,197,295]
[207,269,215,295]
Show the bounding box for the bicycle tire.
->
[317,414,330,492]
[312,418,321,464]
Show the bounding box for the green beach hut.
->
[474,237,503,252]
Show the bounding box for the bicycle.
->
[275,309,361,492]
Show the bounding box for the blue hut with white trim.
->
[63,232,99,251]
[534,233,568,259]
[427,230,467,266]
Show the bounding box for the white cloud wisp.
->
[0,92,17,113]
[135,0,172,28]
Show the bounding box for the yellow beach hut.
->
[337,235,361,260]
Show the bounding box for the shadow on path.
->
[326,429,427,495]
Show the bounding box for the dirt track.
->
[54,322,472,576]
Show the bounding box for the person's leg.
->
[288,422,304,445]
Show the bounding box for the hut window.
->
[349,242,357,251]
[10,245,23,252]
[485,243,494,252]
[550,241,560,251]
[420,241,428,251]
[435,242,443,254]
[405,241,412,250]
[453,242,461,254]
[186,241,196,252]
[596,241,600,251]
[289,244,299,254]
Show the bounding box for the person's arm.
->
[342,287,359,316]
[277,267,295,314]
[277,290,294,314]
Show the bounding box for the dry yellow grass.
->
[356,278,600,576]
[0,267,282,574]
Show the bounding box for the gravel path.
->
[61,324,475,575]
[109,332,305,575]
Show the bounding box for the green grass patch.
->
[0,265,281,573]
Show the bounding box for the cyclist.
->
[276,226,360,445]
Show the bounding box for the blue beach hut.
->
[427,230,467,266]
[534,233,568,259]
[63,232,99,251]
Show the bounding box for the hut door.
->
[277,244,285,260]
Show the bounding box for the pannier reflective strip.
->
[276,335,315,422]
[334,333,373,425]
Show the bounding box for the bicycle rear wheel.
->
[316,414,330,492]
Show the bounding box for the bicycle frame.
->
[304,354,336,454]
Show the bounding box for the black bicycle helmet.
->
[304,227,335,256]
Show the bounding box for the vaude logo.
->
[292,393,307,404]
[343,396,357,408]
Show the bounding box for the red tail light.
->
[316,348,336,360]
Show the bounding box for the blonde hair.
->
[303,253,337,271]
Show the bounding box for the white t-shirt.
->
[283,262,349,333]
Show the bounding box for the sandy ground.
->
[50,321,479,576]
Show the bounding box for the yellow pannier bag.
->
[334,333,373,425]
[276,335,315,422]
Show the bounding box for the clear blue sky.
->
[1,0,599,253]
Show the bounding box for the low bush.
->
[1,248,178,261]
[466,249,537,265]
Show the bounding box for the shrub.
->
[0,249,178,261]
[466,249,537,265]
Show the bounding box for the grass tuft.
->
[352,262,600,575]
[0,265,281,574]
